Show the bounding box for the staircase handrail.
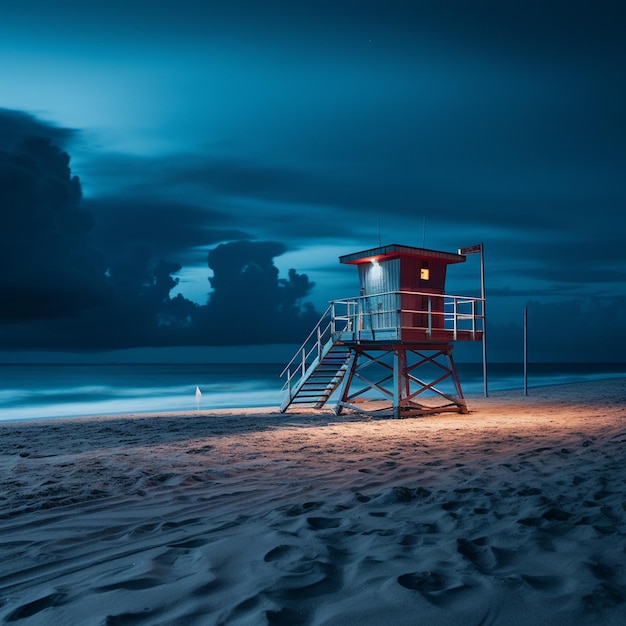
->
[280,304,333,380]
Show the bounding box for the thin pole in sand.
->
[459,242,488,397]
[523,307,528,396]
[480,244,487,397]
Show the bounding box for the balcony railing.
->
[330,290,484,340]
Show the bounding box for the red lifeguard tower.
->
[280,243,484,417]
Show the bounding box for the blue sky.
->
[1,0,625,362]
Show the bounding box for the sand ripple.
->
[0,378,625,624]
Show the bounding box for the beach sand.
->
[0,378,625,625]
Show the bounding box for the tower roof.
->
[339,244,466,265]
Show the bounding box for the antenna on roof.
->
[422,216,426,248]
[378,214,382,246]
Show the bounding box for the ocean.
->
[1,362,624,422]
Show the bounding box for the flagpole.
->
[459,242,487,397]
[480,244,488,397]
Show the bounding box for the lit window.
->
[420,262,430,280]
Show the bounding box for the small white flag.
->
[195,386,202,409]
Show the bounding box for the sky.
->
[0,0,625,363]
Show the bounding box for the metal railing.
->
[330,291,484,339]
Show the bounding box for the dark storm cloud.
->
[507,259,626,291]
[147,154,569,234]
[0,115,320,349]
[0,109,76,151]
[523,294,626,362]
[137,149,625,297]
[0,136,110,320]
[195,240,319,345]
[85,196,249,263]
[0,238,319,350]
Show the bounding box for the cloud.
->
[195,240,319,345]
[0,239,320,351]
[0,136,110,320]
[85,196,250,264]
[124,153,562,239]
[523,295,626,362]
[0,109,77,151]
[0,112,320,350]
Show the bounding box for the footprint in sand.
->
[104,608,160,623]
[381,460,398,468]
[521,574,563,591]
[398,570,446,592]
[541,506,572,522]
[456,537,497,574]
[306,517,342,530]
[265,606,309,626]
[280,501,322,517]
[390,486,431,503]
[264,544,294,562]
[516,486,542,496]
[587,560,620,581]
[583,583,626,611]
[441,500,465,512]
[95,577,162,592]
[4,592,69,621]
[397,571,470,606]
[261,543,343,611]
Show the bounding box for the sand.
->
[0,378,625,625]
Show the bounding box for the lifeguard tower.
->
[280,243,485,417]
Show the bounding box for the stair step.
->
[308,371,343,377]
[294,395,331,401]
[302,382,336,386]
[294,395,333,400]
[302,380,335,389]
[305,373,340,379]
[318,361,349,366]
